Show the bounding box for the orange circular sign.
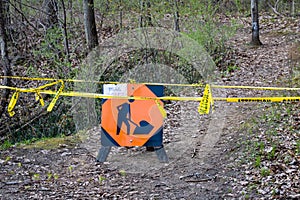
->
[101,84,164,146]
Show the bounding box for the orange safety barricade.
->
[96,84,168,163]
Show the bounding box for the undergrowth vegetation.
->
[1,0,299,145]
[0,0,244,145]
[237,102,300,198]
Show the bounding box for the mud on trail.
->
[1,16,299,199]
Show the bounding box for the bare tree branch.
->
[267,0,284,16]
[7,1,42,35]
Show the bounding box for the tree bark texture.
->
[251,0,262,45]
[83,0,99,50]
[173,0,180,32]
[119,0,123,29]
[43,0,59,29]
[139,0,152,27]
[60,0,70,60]
[0,0,11,118]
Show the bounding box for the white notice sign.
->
[103,84,127,96]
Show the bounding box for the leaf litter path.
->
[1,17,299,199]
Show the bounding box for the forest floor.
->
[0,15,299,199]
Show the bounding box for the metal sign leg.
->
[96,146,111,162]
[154,146,169,163]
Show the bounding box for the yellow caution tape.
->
[7,91,20,117]
[0,80,62,93]
[221,97,300,103]
[4,75,300,91]
[35,92,45,107]
[32,90,300,103]
[209,84,214,113]
[3,76,300,117]
[3,85,300,103]
[129,79,136,83]
[3,80,64,116]
[46,80,64,112]
[34,80,63,108]
[155,100,167,118]
[35,80,62,90]
[198,84,212,114]
[0,75,106,84]
[211,84,300,91]
[0,76,204,87]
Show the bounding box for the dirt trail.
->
[0,16,299,199]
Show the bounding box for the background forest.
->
[1,0,300,199]
[0,0,299,149]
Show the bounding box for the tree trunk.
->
[83,0,99,50]
[173,0,180,32]
[0,0,11,118]
[139,0,143,27]
[68,0,74,24]
[139,0,152,27]
[250,0,262,46]
[43,0,59,29]
[145,0,152,26]
[60,0,70,60]
[119,0,123,29]
[18,0,25,22]
[291,0,295,17]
